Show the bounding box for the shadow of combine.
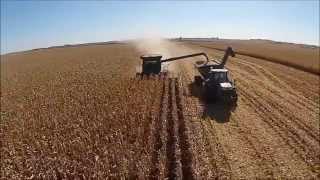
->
[188,82,233,123]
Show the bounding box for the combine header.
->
[137,47,238,105]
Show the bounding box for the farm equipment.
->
[194,47,237,104]
[138,52,210,75]
[137,47,237,105]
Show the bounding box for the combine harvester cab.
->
[136,54,169,78]
[140,54,162,75]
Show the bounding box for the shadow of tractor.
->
[188,82,234,123]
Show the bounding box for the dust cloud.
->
[132,37,202,74]
[133,38,176,72]
[133,38,173,59]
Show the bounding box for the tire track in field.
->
[175,78,195,179]
[205,108,281,178]
[228,56,319,175]
[228,113,283,178]
[200,120,233,179]
[145,75,196,179]
[230,66,319,143]
[179,73,216,178]
[166,78,183,179]
[149,75,168,179]
[234,54,320,103]
[236,83,319,174]
[231,59,318,113]
[232,59,319,136]
[178,64,233,178]
[228,59,318,129]
[235,75,318,152]
[226,56,319,176]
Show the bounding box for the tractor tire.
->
[194,76,202,86]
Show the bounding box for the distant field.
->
[182,39,320,74]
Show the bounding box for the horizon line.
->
[1,37,319,56]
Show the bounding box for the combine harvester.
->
[136,47,238,105]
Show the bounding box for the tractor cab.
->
[209,69,229,83]
[140,54,162,75]
[203,69,229,81]
[206,69,235,90]
[202,68,237,103]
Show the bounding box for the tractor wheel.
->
[194,76,202,86]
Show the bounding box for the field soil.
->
[1,39,319,179]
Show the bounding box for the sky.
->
[1,1,319,54]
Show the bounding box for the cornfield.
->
[1,41,319,179]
